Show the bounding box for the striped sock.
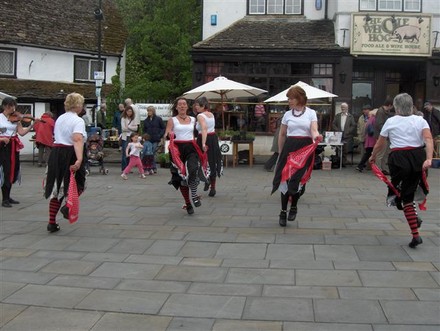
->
[403,203,419,238]
[49,198,61,224]
[189,180,198,201]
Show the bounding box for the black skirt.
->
[272,137,314,195]
[44,146,86,199]
[197,133,223,178]
[169,141,200,190]
[0,141,20,185]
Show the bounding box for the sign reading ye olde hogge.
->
[351,14,432,57]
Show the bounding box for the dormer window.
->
[360,0,421,12]
[249,0,302,15]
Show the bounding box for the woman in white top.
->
[164,97,205,214]
[272,86,321,227]
[120,105,139,170]
[44,93,87,233]
[194,97,223,197]
[0,97,36,208]
[370,93,433,248]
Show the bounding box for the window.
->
[74,56,105,82]
[249,0,302,15]
[359,0,421,12]
[313,64,333,76]
[0,48,16,77]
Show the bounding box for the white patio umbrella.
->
[183,76,267,130]
[0,91,16,100]
[264,81,337,103]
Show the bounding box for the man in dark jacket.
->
[422,101,440,138]
[332,102,356,166]
[373,97,394,174]
[142,106,165,173]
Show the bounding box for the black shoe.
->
[60,205,69,219]
[186,203,194,215]
[203,182,210,191]
[417,217,423,228]
[2,201,12,208]
[382,170,390,175]
[8,198,20,204]
[193,197,201,207]
[47,223,60,233]
[279,210,287,227]
[208,189,216,197]
[355,166,363,172]
[408,236,422,249]
[288,206,297,221]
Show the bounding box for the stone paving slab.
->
[0,163,439,330]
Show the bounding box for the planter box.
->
[322,161,332,171]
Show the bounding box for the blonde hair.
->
[64,93,84,111]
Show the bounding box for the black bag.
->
[367,123,374,137]
[330,154,340,169]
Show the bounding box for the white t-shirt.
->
[282,107,317,137]
[54,111,86,145]
[172,117,195,141]
[0,113,18,136]
[380,115,429,149]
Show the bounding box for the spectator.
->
[422,101,440,138]
[332,102,356,166]
[142,106,165,173]
[33,110,55,167]
[373,97,394,175]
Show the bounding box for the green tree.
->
[114,0,201,102]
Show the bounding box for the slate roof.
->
[193,16,343,53]
[0,0,127,56]
[0,79,112,101]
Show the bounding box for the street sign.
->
[94,71,105,80]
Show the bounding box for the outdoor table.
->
[318,142,344,170]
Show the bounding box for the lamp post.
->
[94,0,104,128]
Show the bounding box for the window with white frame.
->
[249,0,302,14]
[359,0,421,12]
[74,56,105,82]
[0,48,16,77]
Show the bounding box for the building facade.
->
[0,0,127,154]
[192,0,440,133]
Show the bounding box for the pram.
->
[85,132,109,175]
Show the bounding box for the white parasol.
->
[264,81,337,103]
[183,76,267,130]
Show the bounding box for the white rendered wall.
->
[11,46,119,84]
[203,0,247,40]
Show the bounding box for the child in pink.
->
[121,133,146,179]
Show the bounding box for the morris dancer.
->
[194,97,223,197]
[272,86,322,227]
[370,93,433,248]
[44,93,87,232]
[164,97,207,215]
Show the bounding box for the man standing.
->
[96,103,107,129]
[332,102,356,166]
[422,101,440,138]
[374,97,394,175]
[112,103,124,136]
[356,104,371,159]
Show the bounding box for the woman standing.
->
[0,97,36,207]
[143,106,165,173]
[120,105,139,171]
[272,86,321,227]
[164,97,205,214]
[370,93,433,248]
[194,97,223,197]
[44,93,87,232]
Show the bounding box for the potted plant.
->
[231,131,255,142]
[157,152,171,168]
[217,129,235,140]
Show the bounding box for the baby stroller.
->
[85,132,109,175]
